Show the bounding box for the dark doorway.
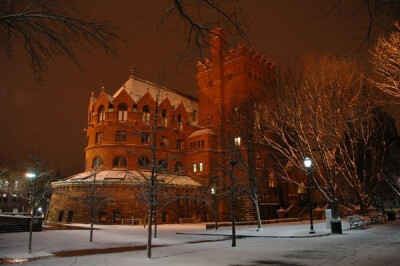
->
[66,211,74,223]
[58,211,64,222]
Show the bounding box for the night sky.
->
[0,1,379,176]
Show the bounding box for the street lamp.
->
[25,171,36,254]
[303,158,315,234]
[211,185,218,230]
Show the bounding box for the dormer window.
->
[98,105,105,122]
[118,103,128,121]
[133,104,138,111]
[142,105,150,123]
[161,110,168,127]
[177,114,183,131]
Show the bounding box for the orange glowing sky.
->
[0,0,386,176]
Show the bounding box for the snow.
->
[1,220,399,265]
[56,170,201,186]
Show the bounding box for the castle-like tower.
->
[47,30,285,225]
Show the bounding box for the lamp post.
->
[303,158,315,234]
[211,185,218,230]
[26,172,36,254]
[229,156,237,247]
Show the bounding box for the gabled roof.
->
[113,76,198,114]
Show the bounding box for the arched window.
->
[268,172,277,188]
[97,105,105,122]
[113,156,127,167]
[256,151,263,167]
[158,159,167,172]
[174,162,183,173]
[142,105,150,123]
[161,109,168,127]
[92,156,104,168]
[118,103,128,121]
[138,157,150,168]
[177,114,183,131]
[133,103,138,111]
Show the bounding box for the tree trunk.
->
[331,200,339,220]
[28,203,34,254]
[147,203,153,258]
[154,209,158,238]
[214,198,219,230]
[253,197,262,230]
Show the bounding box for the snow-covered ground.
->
[1,220,399,265]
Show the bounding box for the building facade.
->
[47,29,313,225]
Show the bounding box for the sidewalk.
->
[0,220,351,263]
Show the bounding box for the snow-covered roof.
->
[55,170,201,187]
[113,76,198,114]
[188,128,217,139]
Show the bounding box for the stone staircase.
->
[0,224,25,233]
[237,196,256,221]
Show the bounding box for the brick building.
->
[47,29,312,224]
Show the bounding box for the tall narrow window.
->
[193,163,197,173]
[113,156,127,167]
[142,105,150,123]
[177,114,183,131]
[138,157,150,168]
[175,162,183,173]
[199,162,203,172]
[141,133,149,144]
[118,103,128,121]
[234,137,241,147]
[161,110,168,127]
[115,131,127,142]
[176,139,183,149]
[161,136,168,147]
[158,159,167,172]
[95,132,103,143]
[269,172,277,188]
[97,105,105,122]
[92,156,104,168]
[256,151,262,167]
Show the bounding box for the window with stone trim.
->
[177,114,183,131]
[234,137,241,147]
[95,132,103,143]
[142,105,150,123]
[176,139,183,149]
[174,162,183,173]
[138,157,150,168]
[113,156,127,167]
[92,156,104,168]
[97,105,105,122]
[193,163,197,173]
[141,133,149,144]
[115,131,127,142]
[161,109,168,127]
[118,103,128,121]
[255,151,263,167]
[161,136,168,147]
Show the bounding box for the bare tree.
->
[0,0,121,81]
[323,0,400,51]
[22,152,61,253]
[83,169,114,243]
[260,55,364,220]
[159,0,249,60]
[370,22,400,102]
[226,96,265,230]
[338,103,396,214]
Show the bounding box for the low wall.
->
[0,215,43,232]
